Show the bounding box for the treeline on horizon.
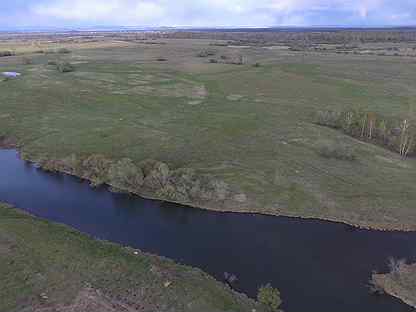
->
[2,28,416,45]
[161,30,416,44]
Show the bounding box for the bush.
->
[56,61,75,73]
[108,158,144,191]
[209,59,218,63]
[315,110,342,128]
[388,258,407,276]
[47,60,58,66]
[0,51,13,57]
[80,154,112,186]
[22,57,32,65]
[57,48,71,54]
[253,62,261,67]
[218,54,244,65]
[197,49,216,57]
[257,284,282,312]
[317,140,356,161]
[368,275,385,294]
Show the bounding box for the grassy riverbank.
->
[1,36,416,230]
[372,261,416,309]
[0,203,267,312]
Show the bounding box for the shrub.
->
[209,59,218,63]
[388,258,407,277]
[0,51,13,57]
[56,61,75,73]
[57,48,71,54]
[22,57,32,65]
[47,60,58,66]
[197,49,216,57]
[142,160,170,190]
[108,158,144,191]
[368,275,385,295]
[315,110,342,128]
[229,54,244,65]
[253,62,261,67]
[80,154,112,185]
[317,140,356,161]
[257,284,282,312]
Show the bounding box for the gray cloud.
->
[2,0,416,28]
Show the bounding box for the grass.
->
[0,203,263,312]
[1,38,416,230]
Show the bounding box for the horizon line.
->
[2,25,416,32]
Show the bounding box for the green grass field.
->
[1,38,416,230]
[0,203,264,312]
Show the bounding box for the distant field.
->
[1,36,416,230]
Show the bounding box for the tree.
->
[56,61,74,73]
[257,284,282,312]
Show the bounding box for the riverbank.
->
[16,147,416,232]
[0,203,269,312]
[372,262,416,309]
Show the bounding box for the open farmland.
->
[1,34,416,230]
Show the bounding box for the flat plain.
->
[1,34,416,230]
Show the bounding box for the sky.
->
[1,0,416,29]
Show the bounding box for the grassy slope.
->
[1,39,416,230]
[0,203,263,312]
[373,263,416,309]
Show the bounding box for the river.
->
[1,149,415,312]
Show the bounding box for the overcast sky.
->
[2,0,416,28]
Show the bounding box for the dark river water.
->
[1,149,415,312]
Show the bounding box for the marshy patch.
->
[1,72,21,79]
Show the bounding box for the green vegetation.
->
[257,284,282,311]
[316,109,416,157]
[197,49,217,57]
[56,60,75,73]
[371,260,416,309]
[0,203,264,312]
[0,50,14,57]
[1,37,416,230]
[57,47,71,54]
[316,140,356,161]
[21,57,32,65]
